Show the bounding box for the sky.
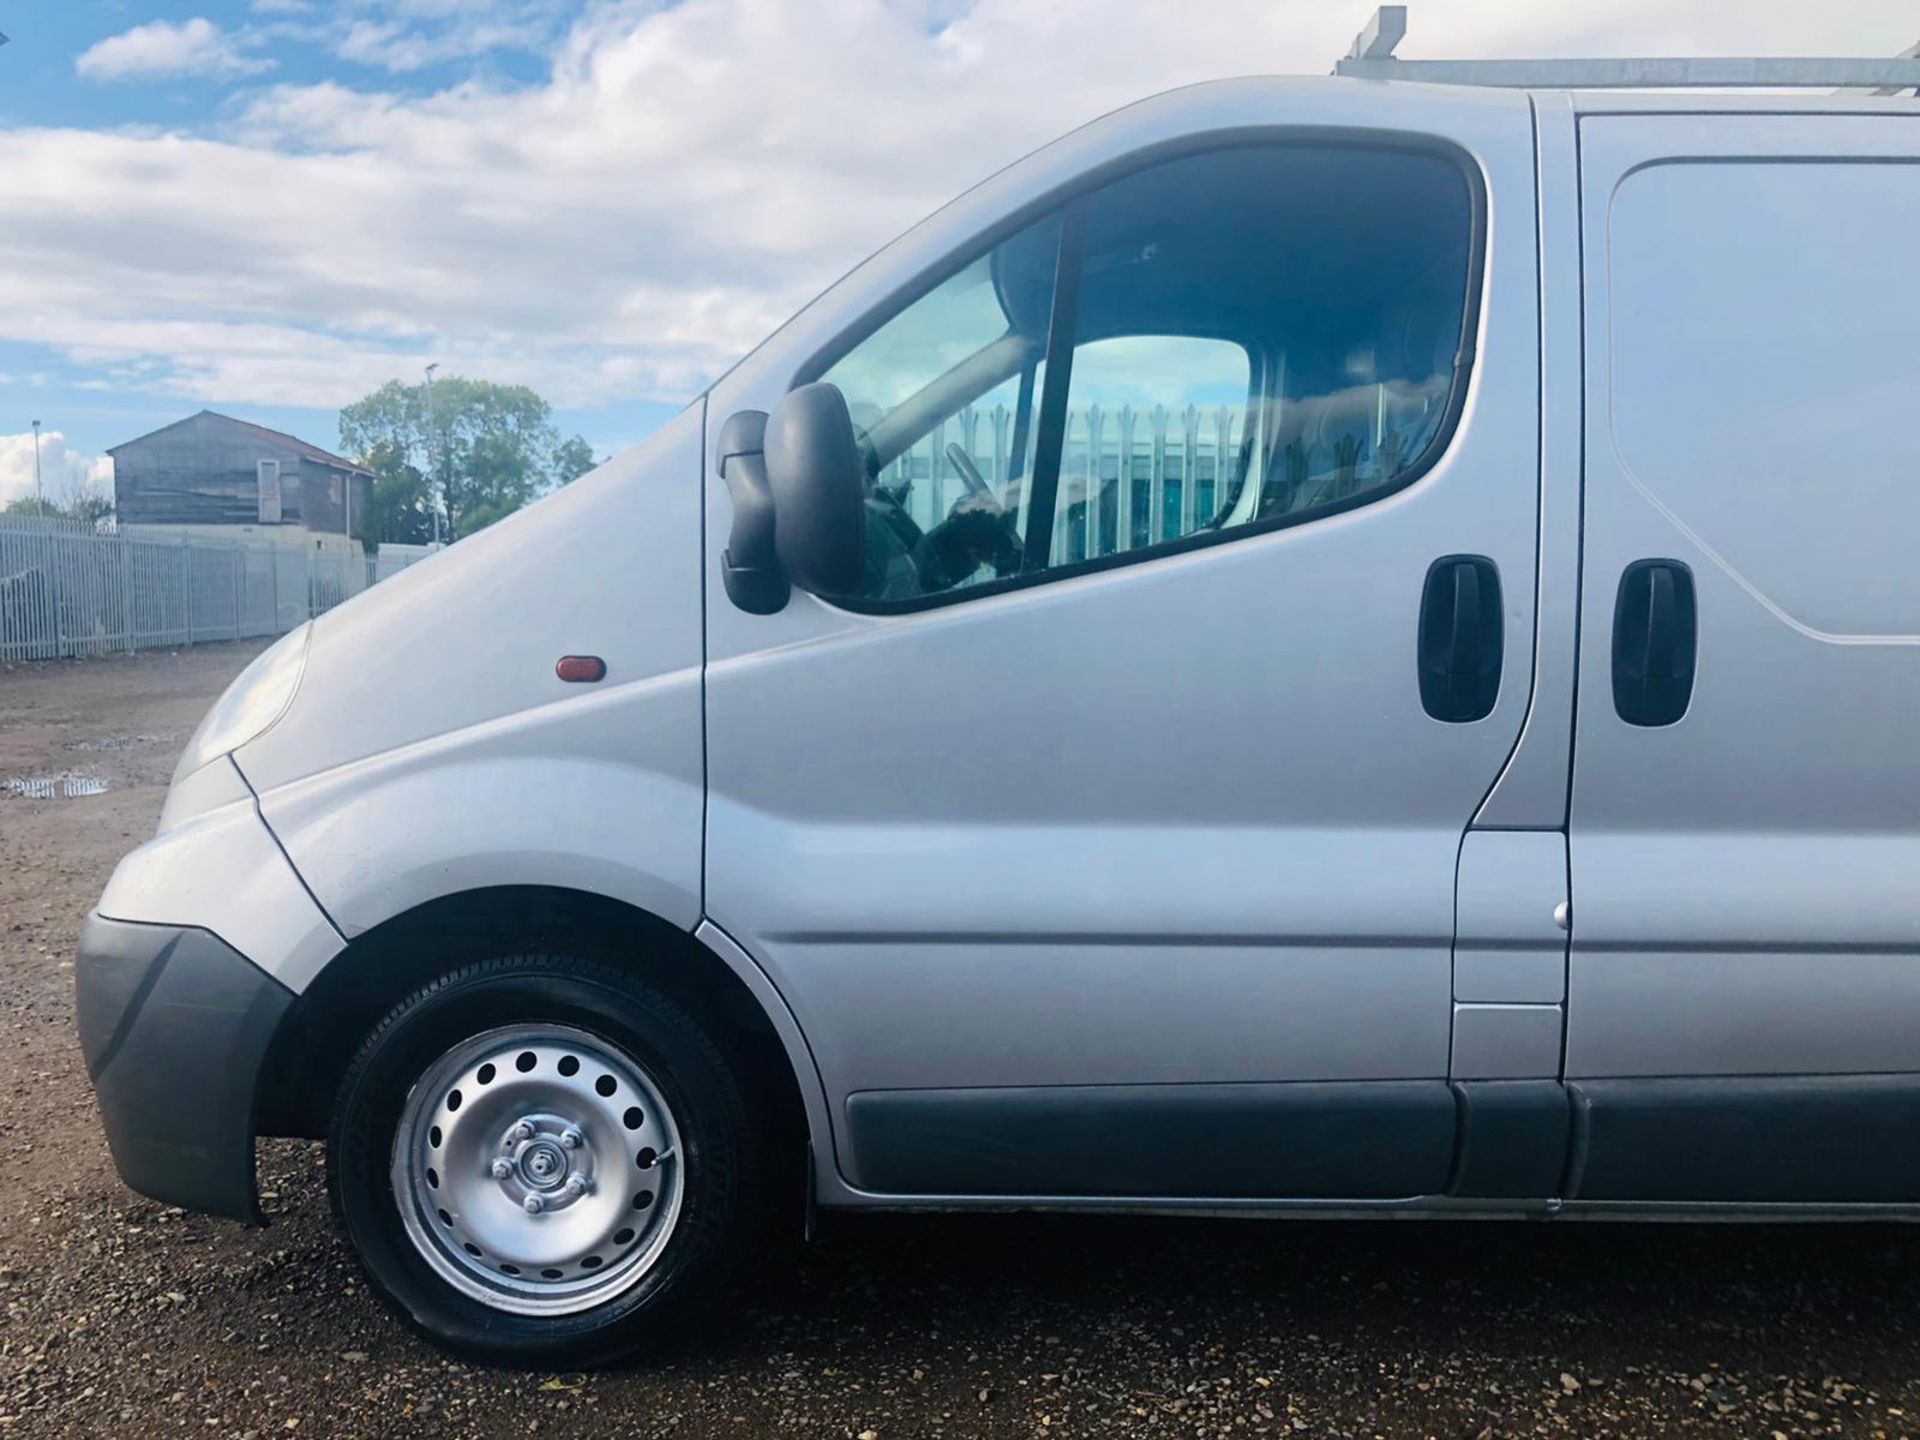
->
[1,0,1915,508]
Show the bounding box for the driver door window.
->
[810,141,1475,607]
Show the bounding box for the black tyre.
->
[328,953,765,1366]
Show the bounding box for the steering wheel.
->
[944,443,1003,514]
[912,444,1019,586]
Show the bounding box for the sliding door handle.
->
[1418,555,1503,723]
[1612,559,1696,727]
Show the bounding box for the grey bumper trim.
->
[76,914,294,1222]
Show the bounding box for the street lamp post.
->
[30,419,41,505]
[423,363,442,546]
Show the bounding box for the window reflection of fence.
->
[877,403,1248,564]
[0,516,414,662]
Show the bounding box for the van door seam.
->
[230,754,349,944]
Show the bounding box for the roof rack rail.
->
[1333,6,1920,93]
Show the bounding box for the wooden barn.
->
[109,410,372,542]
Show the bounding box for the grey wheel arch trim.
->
[691,920,846,1200]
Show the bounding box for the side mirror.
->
[763,382,866,598]
[718,383,866,612]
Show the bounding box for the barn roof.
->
[108,409,373,476]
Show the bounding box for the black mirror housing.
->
[716,408,789,615]
[763,382,866,598]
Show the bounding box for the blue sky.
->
[1,1,682,484]
[1,0,1913,506]
[4,4,559,131]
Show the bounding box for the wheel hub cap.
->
[390,1025,684,1317]
[509,1128,578,1193]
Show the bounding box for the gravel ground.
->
[3,642,1920,1439]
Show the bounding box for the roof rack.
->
[1333,6,1920,93]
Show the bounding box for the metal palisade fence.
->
[880,401,1250,566]
[0,515,409,663]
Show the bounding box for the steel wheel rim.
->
[390,1023,685,1316]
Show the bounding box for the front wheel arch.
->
[255,887,811,1190]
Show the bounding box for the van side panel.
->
[1566,116,1920,1199]
[244,403,708,990]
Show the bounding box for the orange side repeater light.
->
[555,655,607,684]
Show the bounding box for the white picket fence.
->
[0,517,400,663]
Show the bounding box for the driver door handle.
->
[1417,555,1503,723]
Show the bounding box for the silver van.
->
[74,24,1920,1364]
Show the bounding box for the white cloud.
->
[18,0,1920,423]
[76,18,274,83]
[0,431,113,510]
[333,10,560,73]
[267,0,577,74]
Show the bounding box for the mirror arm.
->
[717,409,790,615]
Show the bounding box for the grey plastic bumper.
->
[75,914,293,1221]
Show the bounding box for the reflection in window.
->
[1053,336,1251,565]
[1057,145,1471,565]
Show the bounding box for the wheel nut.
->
[563,1175,590,1199]
[523,1194,545,1215]
[560,1127,584,1150]
[490,1158,514,1181]
[511,1119,537,1142]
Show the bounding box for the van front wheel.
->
[327,954,763,1365]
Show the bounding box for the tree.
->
[4,493,113,526]
[361,440,434,546]
[66,493,115,527]
[553,434,599,485]
[338,375,598,541]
